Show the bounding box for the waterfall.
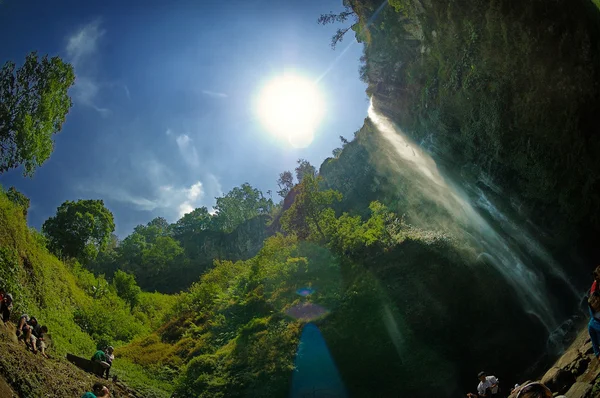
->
[367,102,579,337]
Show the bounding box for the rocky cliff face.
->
[355,0,600,252]
[144,215,274,293]
[519,328,600,398]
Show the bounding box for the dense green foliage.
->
[87,183,274,293]
[42,199,116,264]
[5,186,29,216]
[0,52,75,176]
[0,187,176,397]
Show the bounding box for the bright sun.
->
[257,75,325,148]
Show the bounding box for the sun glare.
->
[257,75,325,148]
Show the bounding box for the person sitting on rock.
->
[91,346,114,379]
[81,382,110,398]
[477,371,500,398]
[0,292,13,324]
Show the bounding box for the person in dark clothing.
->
[0,292,13,324]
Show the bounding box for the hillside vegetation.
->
[0,189,175,398]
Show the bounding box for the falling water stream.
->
[367,102,581,339]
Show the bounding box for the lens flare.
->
[296,287,315,297]
[285,302,328,322]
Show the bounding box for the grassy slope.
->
[0,192,174,397]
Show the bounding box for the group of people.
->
[1,288,49,358]
[92,346,115,380]
[467,265,600,398]
[81,382,111,398]
[16,314,49,357]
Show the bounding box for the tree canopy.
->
[0,52,75,176]
[276,171,295,199]
[294,159,317,183]
[281,174,341,240]
[211,183,273,232]
[42,199,115,263]
[5,186,30,216]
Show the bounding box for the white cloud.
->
[66,19,104,68]
[177,181,204,217]
[202,90,228,99]
[88,180,206,219]
[66,19,110,116]
[175,134,200,168]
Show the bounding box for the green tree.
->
[0,52,75,176]
[112,270,142,309]
[276,171,294,198]
[317,3,357,49]
[211,183,273,232]
[133,217,171,244]
[141,236,184,276]
[173,207,212,239]
[295,159,317,182]
[281,175,341,240]
[42,199,115,263]
[6,186,30,216]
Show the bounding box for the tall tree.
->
[173,206,212,241]
[317,2,357,49]
[295,159,317,183]
[5,186,30,216]
[112,270,142,309]
[133,217,171,244]
[141,236,184,276]
[0,52,75,176]
[42,199,115,263]
[281,175,341,240]
[211,183,273,232]
[276,171,294,198]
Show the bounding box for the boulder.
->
[579,341,594,356]
[578,357,600,384]
[564,382,592,398]
[556,348,582,370]
[541,367,575,395]
[571,356,590,377]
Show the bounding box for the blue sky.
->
[0,0,368,236]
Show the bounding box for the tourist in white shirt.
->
[477,371,500,397]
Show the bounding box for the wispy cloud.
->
[84,179,207,219]
[66,19,110,116]
[72,76,110,116]
[201,89,228,99]
[66,19,105,68]
[175,134,200,168]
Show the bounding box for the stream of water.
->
[367,102,581,340]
